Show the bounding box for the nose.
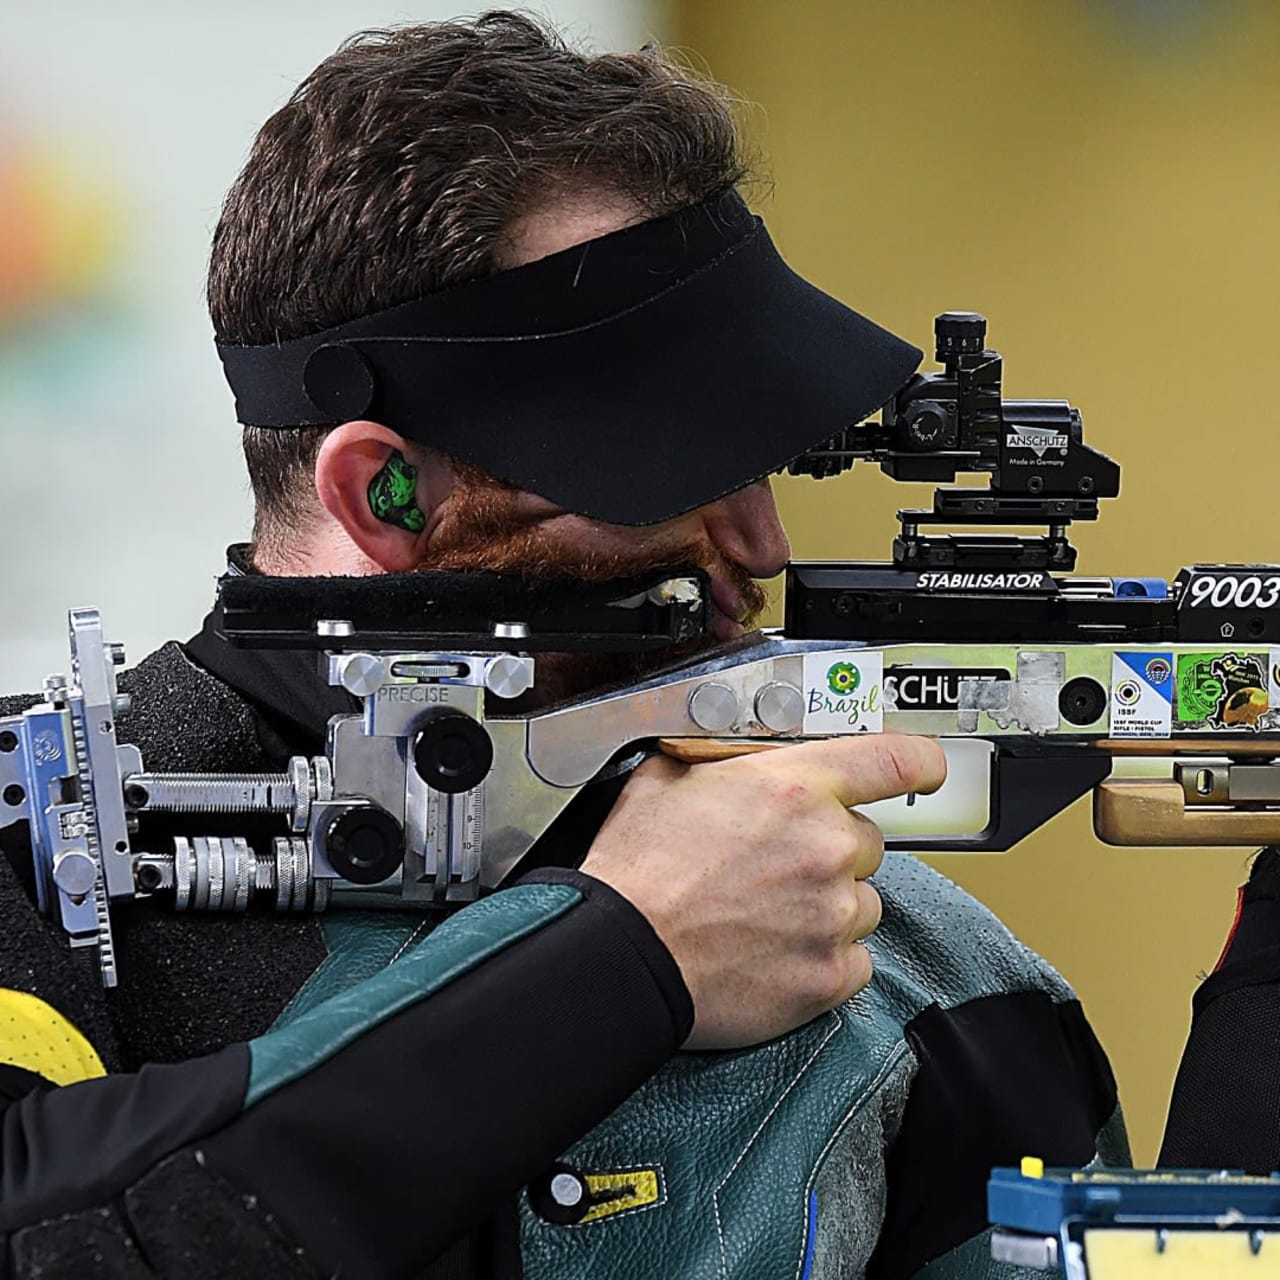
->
[700,479,791,578]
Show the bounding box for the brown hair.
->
[208,11,749,548]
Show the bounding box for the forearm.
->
[1,872,690,1277]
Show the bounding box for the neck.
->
[252,523,382,577]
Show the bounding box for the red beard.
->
[421,465,769,707]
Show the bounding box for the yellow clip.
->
[1021,1156,1045,1179]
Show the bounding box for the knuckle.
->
[809,945,874,1009]
[850,814,885,876]
[845,944,874,998]
[852,883,883,939]
[807,955,853,1008]
[796,829,854,884]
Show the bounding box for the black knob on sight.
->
[323,804,404,884]
[413,711,494,794]
[901,400,951,449]
[934,312,987,362]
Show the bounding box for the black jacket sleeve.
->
[0,871,692,1280]
[1160,846,1280,1172]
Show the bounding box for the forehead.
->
[496,190,649,269]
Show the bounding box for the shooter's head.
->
[209,13,919,644]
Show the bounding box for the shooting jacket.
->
[0,582,1127,1279]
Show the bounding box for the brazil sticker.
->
[1175,651,1268,731]
[802,651,884,734]
[1110,651,1172,739]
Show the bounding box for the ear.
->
[314,421,436,572]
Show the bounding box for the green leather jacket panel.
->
[517,853,1120,1280]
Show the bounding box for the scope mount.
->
[790,311,1120,571]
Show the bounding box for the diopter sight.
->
[788,312,1121,571]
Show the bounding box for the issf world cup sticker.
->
[1175,651,1268,731]
[801,652,884,733]
[1110,652,1173,738]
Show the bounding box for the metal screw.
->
[689,682,739,732]
[339,653,387,698]
[485,654,535,700]
[52,850,98,899]
[755,682,805,734]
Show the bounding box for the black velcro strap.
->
[9,1206,155,1279]
[4,1151,322,1280]
[869,991,1118,1280]
[122,1150,320,1279]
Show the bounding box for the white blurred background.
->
[0,1,657,690]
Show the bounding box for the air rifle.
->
[5,312,1280,988]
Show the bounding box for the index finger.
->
[779,733,948,809]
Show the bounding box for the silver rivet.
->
[317,619,355,638]
[755,682,805,734]
[689,682,739,732]
[550,1172,584,1207]
[53,850,97,899]
[493,621,530,640]
[339,653,387,698]
[485,655,534,700]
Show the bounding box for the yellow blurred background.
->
[674,0,1280,1163]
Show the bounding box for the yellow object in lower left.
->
[0,988,106,1085]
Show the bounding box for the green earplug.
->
[367,451,426,533]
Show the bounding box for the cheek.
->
[536,515,670,557]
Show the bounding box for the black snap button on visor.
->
[303,343,376,421]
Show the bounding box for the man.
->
[0,14,1124,1278]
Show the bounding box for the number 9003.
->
[1185,574,1280,609]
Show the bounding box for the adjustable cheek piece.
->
[367,451,426,533]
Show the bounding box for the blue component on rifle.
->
[1111,577,1168,598]
[990,1164,1280,1232]
[989,1164,1280,1271]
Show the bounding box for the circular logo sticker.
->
[1144,658,1171,685]
[826,662,861,696]
[1115,679,1142,706]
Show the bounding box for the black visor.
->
[217,189,921,526]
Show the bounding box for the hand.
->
[580,734,947,1050]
